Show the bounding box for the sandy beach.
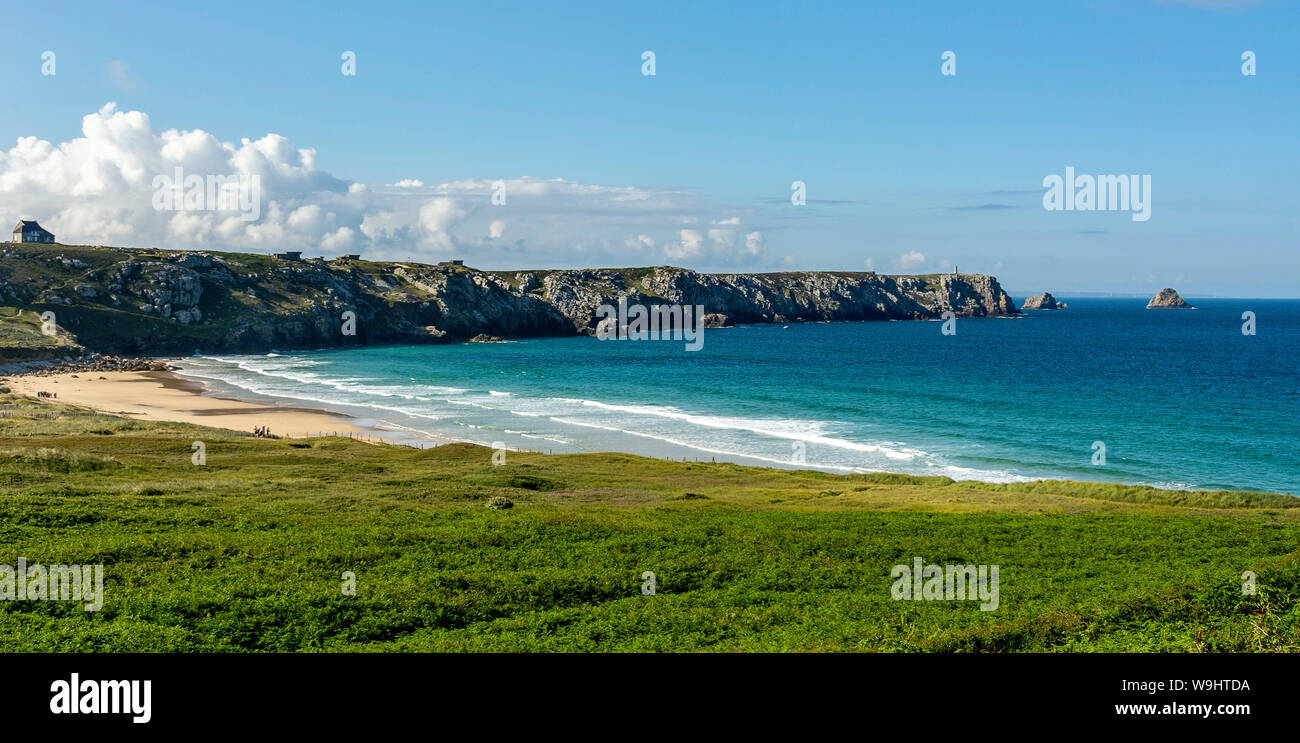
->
[5,369,363,438]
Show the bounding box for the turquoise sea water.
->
[176,298,1298,494]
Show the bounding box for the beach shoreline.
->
[4,366,367,439]
[2,350,1291,496]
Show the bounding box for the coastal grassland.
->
[0,306,83,361]
[0,393,1296,652]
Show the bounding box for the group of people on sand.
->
[253,425,273,438]
[35,391,58,399]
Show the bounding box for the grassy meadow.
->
[0,392,1296,652]
[0,306,83,361]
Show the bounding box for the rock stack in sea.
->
[1021,292,1064,310]
[1146,288,1194,309]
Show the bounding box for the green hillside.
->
[0,306,83,362]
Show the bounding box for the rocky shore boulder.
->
[1,354,171,377]
[1146,288,1194,309]
[1022,292,1063,310]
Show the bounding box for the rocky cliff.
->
[0,243,1019,358]
[516,267,1017,332]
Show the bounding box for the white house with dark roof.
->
[12,220,55,243]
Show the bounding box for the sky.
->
[1,0,1296,296]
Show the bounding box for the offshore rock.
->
[1146,288,1194,309]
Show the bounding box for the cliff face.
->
[520,267,1017,333]
[0,243,1018,358]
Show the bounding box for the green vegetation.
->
[0,242,422,357]
[0,393,1296,652]
[0,306,83,361]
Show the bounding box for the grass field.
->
[0,392,1296,652]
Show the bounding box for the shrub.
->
[0,447,121,473]
[505,475,562,491]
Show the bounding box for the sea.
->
[173,298,1299,494]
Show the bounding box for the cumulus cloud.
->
[418,197,468,251]
[0,103,776,269]
[321,226,358,253]
[666,229,704,260]
[895,251,927,270]
[707,228,736,250]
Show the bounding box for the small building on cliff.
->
[12,220,55,243]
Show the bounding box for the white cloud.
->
[321,226,358,253]
[418,198,468,251]
[708,228,736,250]
[895,251,927,270]
[0,104,779,269]
[287,204,327,232]
[626,234,655,250]
[666,229,704,260]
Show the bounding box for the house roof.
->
[13,220,49,232]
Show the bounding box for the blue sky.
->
[2,0,1297,296]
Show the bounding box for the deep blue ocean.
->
[176,298,1298,494]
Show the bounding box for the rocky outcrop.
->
[518,267,1017,334]
[113,261,204,318]
[395,265,571,338]
[1,354,172,378]
[1022,292,1063,310]
[1146,288,1194,309]
[0,243,1019,358]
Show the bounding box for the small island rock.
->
[1146,288,1194,309]
[1022,292,1063,310]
